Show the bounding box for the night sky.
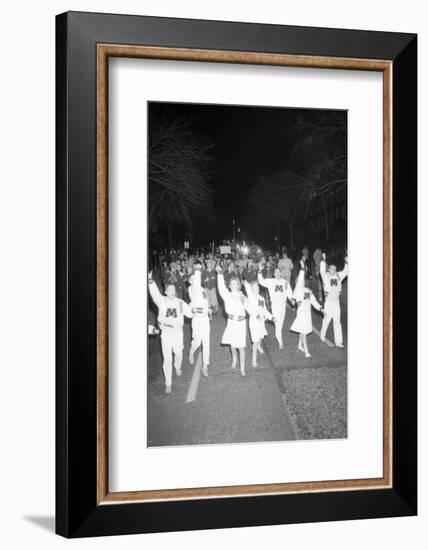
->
[149,101,344,245]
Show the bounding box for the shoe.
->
[320,336,325,342]
[278,343,284,350]
[240,369,246,377]
[305,352,311,358]
[188,352,194,365]
[231,360,237,369]
[165,385,172,394]
[202,366,208,377]
[298,342,304,352]
[176,368,182,376]
[252,360,257,368]
[336,343,344,348]
[258,344,264,354]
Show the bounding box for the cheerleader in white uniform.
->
[320,252,348,347]
[244,280,275,367]
[188,263,211,378]
[258,267,293,349]
[290,260,323,358]
[148,272,193,393]
[216,265,249,376]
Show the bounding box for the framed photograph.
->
[56,11,417,538]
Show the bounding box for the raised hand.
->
[321,252,326,261]
[148,270,153,280]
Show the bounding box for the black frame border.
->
[56,11,417,538]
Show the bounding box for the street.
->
[147,281,347,446]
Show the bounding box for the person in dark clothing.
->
[242,259,258,284]
[223,261,238,288]
[163,262,185,300]
[201,259,219,314]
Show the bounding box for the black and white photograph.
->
[147,101,348,447]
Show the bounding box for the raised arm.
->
[293,260,305,295]
[320,253,328,284]
[257,271,270,289]
[216,268,229,302]
[338,257,349,282]
[189,264,202,296]
[148,272,163,308]
[243,280,253,298]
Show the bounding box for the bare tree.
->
[291,111,347,198]
[287,111,347,240]
[149,112,213,248]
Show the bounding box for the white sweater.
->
[148,279,192,331]
[257,272,293,305]
[320,260,348,303]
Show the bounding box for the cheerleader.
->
[320,252,348,347]
[244,280,274,367]
[188,263,211,378]
[290,260,323,358]
[216,264,249,376]
[258,266,293,349]
[148,272,193,394]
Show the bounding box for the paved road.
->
[147,278,347,446]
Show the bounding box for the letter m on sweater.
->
[275,285,283,292]
[166,308,177,318]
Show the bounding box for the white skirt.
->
[290,309,313,335]
[249,316,267,343]
[222,318,247,348]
